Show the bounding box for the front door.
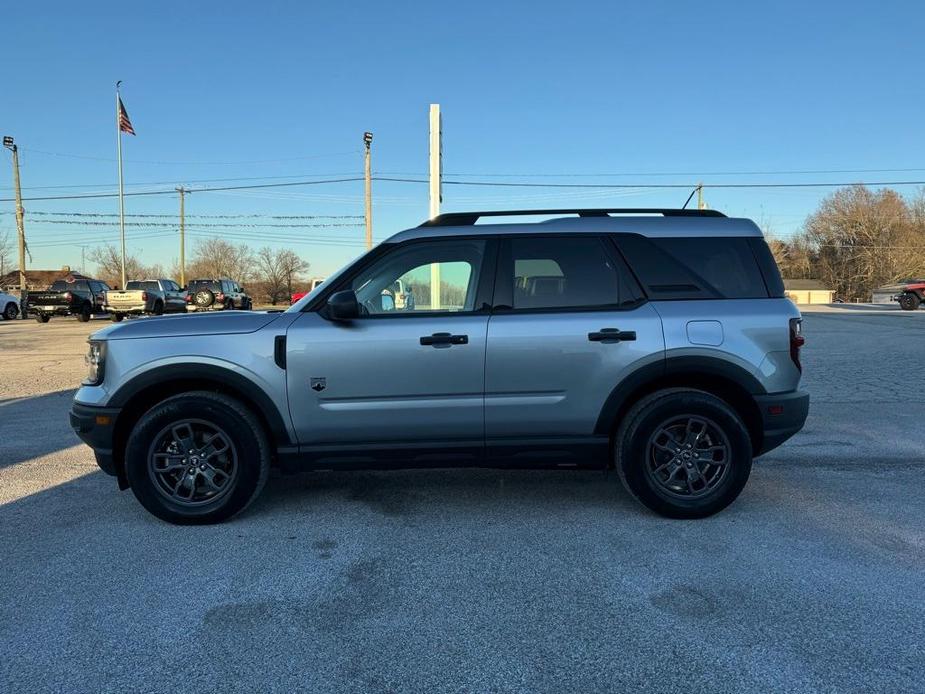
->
[286,238,497,457]
[485,234,665,458]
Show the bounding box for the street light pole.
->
[4,136,27,318]
[364,131,373,250]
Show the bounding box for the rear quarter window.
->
[614,235,772,300]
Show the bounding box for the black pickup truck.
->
[26,278,110,323]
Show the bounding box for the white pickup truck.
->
[104,279,187,321]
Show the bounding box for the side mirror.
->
[326,290,359,321]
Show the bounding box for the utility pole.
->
[4,136,27,318]
[177,187,187,286]
[364,132,373,250]
[429,104,442,309]
[697,182,705,210]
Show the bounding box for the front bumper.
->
[69,402,121,477]
[754,390,809,455]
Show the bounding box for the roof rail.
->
[418,208,727,227]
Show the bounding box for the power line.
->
[5,175,925,204]
[10,210,363,220]
[18,146,361,166]
[23,219,363,229]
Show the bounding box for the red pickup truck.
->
[896,282,925,310]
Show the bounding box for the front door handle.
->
[420,332,468,346]
[588,328,636,343]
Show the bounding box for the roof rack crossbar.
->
[419,208,726,227]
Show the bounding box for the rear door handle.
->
[420,332,468,346]
[588,328,636,343]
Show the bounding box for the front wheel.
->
[899,293,920,311]
[35,313,50,323]
[124,391,271,524]
[3,302,18,320]
[614,388,753,519]
[110,313,124,322]
[76,303,91,322]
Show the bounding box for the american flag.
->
[118,97,136,136]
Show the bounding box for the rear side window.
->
[503,236,633,310]
[615,235,770,300]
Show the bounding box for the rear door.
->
[485,234,664,461]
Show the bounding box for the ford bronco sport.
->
[70,208,808,524]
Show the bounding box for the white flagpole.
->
[116,80,126,289]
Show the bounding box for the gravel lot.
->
[1,308,923,693]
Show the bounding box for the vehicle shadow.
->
[251,466,637,520]
[0,389,79,469]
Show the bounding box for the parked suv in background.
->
[70,208,808,524]
[185,278,251,311]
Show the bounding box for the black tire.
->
[224,299,234,311]
[194,289,215,308]
[35,313,50,323]
[899,293,920,311]
[110,313,124,322]
[76,303,91,322]
[614,388,753,519]
[3,301,17,320]
[125,391,271,525]
[153,300,164,316]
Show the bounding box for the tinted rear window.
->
[126,281,160,291]
[190,280,220,291]
[615,235,770,300]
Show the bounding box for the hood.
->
[92,310,286,340]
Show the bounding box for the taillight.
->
[789,317,804,372]
[216,292,225,301]
[141,291,148,301]
[185,294,191,303]
[65,291,73,301]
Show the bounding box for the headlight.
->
[84,341,106,385]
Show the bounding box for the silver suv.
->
[70,209,809,524]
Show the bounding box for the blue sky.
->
[2,0,924,278]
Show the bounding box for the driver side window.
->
[351,239,486,315]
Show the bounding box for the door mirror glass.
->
[380,291,396,312]
[326,290,360,321]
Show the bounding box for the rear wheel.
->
[615,388,752,519]
[110,313,124,322]
[76,303,91,322]
[35,313,50,323]
[899,293,920,311]
[124,391,270,524]
[153,300,164,315]
[224,299,234,311]
[3,302,17,320]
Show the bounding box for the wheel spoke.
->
[152,453,186,472]
[170,423,196,454]
[200,432,230,459]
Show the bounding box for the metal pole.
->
[429,104,442,308]
[697,182,704,210]
[364,132,373,250]
[177,187,186,287]
[11,144,27,317]
[116,82,127,289]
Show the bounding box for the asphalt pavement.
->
[0,309,923,693]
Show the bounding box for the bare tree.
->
[88,245,165,288]
[0,229,12,280]
[187,238,254,284]
[797,185,925,301]
[254,246,310,304]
